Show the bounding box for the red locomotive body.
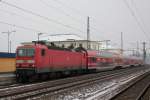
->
[16,42,87,82]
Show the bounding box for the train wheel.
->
[16,75,21,83]
[16,74,28,83]
[21,75,29,83]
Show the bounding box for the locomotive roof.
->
[19,41,87,53]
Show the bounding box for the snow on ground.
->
[38,68,150,100]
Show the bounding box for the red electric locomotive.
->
[16,41,87,82]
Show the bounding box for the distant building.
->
[51,40,103,50]
[40,34,83,41]
[40,34,103,50]
[22,34,112,50]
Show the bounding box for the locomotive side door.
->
[38,49,47,70]
[82,53,87,68]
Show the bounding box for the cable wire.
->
[50,0,106,36]
[0,20,46,33]
[123,0,150,41]
[39,0,84,25]
[131,0,150,35]
[0,8,52,28]
[0,0,84,33]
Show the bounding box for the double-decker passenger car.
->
[87,50,144,71]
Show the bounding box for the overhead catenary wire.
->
[0,20,82,39]
[0,0,104,40]
[39,0,72,17]
[131,0,150,35]
[41,0,104,34]
[0,0,106,39]
[123,0,150,41]
[0,0,84,33]
[0,20,46,33]
[51,0,86,17]
[39,0,84,25]
[0,8,53,29]
[50,0,106,36]
[131,1,150,48]
[53,0,99,26]
[0,8,65,34]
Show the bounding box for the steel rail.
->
[110,70,150,100]
[0,66,147,100]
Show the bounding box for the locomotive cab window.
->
[17,48,34,57]
[41,49,45,56]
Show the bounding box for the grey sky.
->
[0,0,150,52]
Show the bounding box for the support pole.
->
[2,30,15,53]
[142,42,146,64]
[87,16,90,50]
[121,32,123,55]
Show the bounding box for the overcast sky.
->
[0,0,150,53]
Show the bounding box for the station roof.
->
[40,34,84,42]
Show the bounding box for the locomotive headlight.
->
[27,60,35,63]
[16,60,24,63]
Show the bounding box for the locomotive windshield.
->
[17,48,35,57]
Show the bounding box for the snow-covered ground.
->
[37,68,150,100]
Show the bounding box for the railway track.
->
[140,83,150,100]
[0,66,148,100]
[110,69,150,100]
[39,66,150,100]
[0,73,16,89]
[0,83,22,90]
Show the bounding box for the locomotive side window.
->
[41,49,45,56]
[92,57,97,63]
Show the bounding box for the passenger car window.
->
[89,57,96,63]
